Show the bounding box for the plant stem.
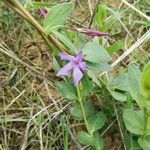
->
[76,84,91,134]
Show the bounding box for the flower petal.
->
[60,53,75,61]
[76,50,83,62]
[79,62,86,71]
[57,62,73,76]
[73,67,83,85]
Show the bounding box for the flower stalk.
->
[77,84,91,135]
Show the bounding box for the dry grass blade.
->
[111,30,150,68]
[0,40,55,88]
[122,0,150,21]
[100,30,150,77]
[4,90,27,111]
[20,109,33,150]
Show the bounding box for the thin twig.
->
[101,119,117,136]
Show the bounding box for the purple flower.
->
[39,8,47,17]
[57,51,86,86]
[76,28,108,37]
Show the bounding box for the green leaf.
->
[81,76,93,98]
[52,56,60,71]
[93,133,104,150]
[109,91,127,102]
[87,70,101,87]
[123,109,145,135]
[125,133,141,150]
[136,93,150,109]
[82,41,111,64]
[106,39,124,55]
[87,61,111,74]
[128,64,141,100]
[141,61,150,98]
[70,101,94,119]
[77,131,104,150]
[138,135,150,150]
[44,2,73,32]
[54,31,76,52]
[97,4,107,23]
[88,111,105,134]
[77,131,94,146]
[95,4,107,30]
[111,72,128,91]
[56,81,77,101]
[72,32,85,50]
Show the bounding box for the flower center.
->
[73,60,80,66]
